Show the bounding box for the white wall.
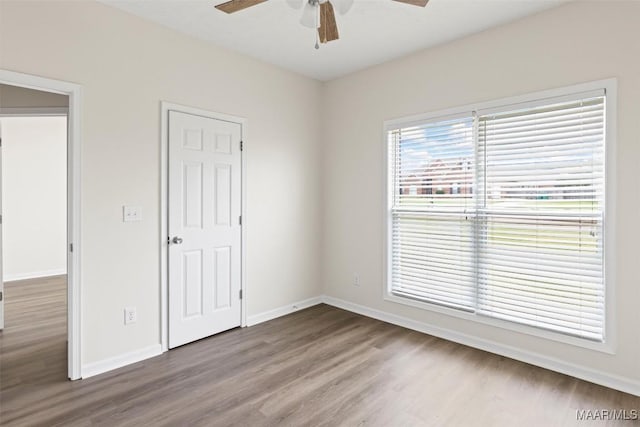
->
[0,1,323,366]
[322,1,640,388]
[1,116,67,281]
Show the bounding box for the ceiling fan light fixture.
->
[333,0,354,15]
[300,2,318,28]
[286,0,304,10]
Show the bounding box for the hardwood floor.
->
[1,277,638,426]
[0,275,68,393]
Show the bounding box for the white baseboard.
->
[4,268,67,282]
[77,296,640,397]
[82,297,324,379]
[82,344,162,379]
[322,295,640,397]
[247,296,323,326]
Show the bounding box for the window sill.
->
[383,292,615,355]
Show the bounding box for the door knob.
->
[170,236,183,245]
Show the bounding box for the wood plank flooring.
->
[1,277,639,426]
[0,275,68,393]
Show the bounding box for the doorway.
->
[160,103,247,351]
[0,70,82,380]
[0,110,68,389]
[0,115,67,283]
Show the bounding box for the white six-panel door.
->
[168,111,242,348]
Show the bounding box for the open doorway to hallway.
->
[0,85,70,391]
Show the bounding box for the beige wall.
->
[0,84,69,109]
[1,116,67,281]
[321,1,640,384]
[0,1,323,365]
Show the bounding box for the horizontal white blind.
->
[390,116,475,310]
[477,96,605,340]
[388,91,606,342]
[392,211,475,310]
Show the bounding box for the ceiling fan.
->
[214,0,430,49]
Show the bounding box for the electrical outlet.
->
[124,307,137,325]
[353,274,360,287]
[123,206,142,222]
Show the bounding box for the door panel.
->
[183,162,204,229]
[168,111,242,348]
[214,164,232,226]
[214,246,231,309]
[182,249,203,319]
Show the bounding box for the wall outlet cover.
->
[124,306,137,325]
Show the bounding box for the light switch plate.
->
[123,206,142,222]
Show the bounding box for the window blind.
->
[390,117,476,311]
[477,95,605,340]
[388,91,606,342]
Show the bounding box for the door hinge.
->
[0,291,3,301]
[240,140,243,151]
[239,215,242,226]
[239,289,243,300]
[69,243,73,253]
[0,214,2,224]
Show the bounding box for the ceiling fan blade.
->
[215,0,268,14]
[318,1,339,44]
[392,0,429,7]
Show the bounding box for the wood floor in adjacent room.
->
[1,277,638,426]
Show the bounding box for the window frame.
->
[383,79,617,354]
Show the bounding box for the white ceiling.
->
[99,0,569,81]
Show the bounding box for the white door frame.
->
[160,101,247,352]
[0,69,82,380]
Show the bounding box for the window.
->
[387,86,608,344]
